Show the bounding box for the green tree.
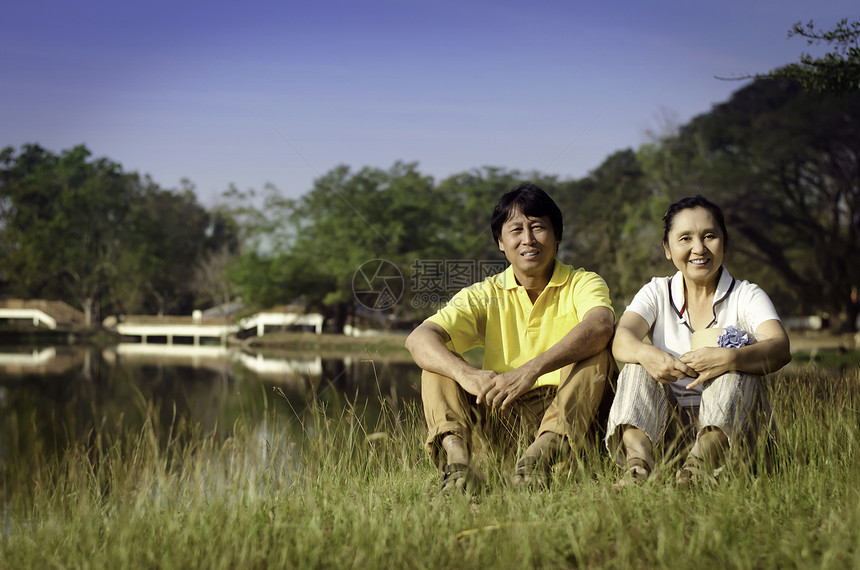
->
[642,79,860,330]
[435,167,525,262]
[0,144,137,324]
[0,144,239,323]
[774,19,860,94]
[189,210,242,313]
[723,19,860,94]
[227,162,446,331]
[118,178,238,316]
[552,150,668,310]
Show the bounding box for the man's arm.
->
[405,321,498,397]
[480,306,615,409]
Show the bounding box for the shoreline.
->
[237,330,414,361]
[1,325,856,356]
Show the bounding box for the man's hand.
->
[476,366,538,410]
[457,368,498,398]
[679,347,732,389]
[470,306,614,410]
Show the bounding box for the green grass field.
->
[1,363,859,569]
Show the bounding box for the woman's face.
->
[663,207,725,286]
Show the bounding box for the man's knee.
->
[559,348,616,395]
[420,368,461,397]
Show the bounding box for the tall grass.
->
[1,365,859,568]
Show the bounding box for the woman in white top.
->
[606,195,791,487]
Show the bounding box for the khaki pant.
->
[421,349,618,467]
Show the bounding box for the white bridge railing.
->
[112,309,325,345]
[238,311,325,336]
[0,308,58,329]
[1,301,328,345]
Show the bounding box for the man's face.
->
[497,207,559,282]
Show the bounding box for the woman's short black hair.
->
[491,183,563,243]
[662,195,729,250]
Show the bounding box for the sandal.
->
[440,463,471,494]
[613,457,651,491]
[675,455,717,488]
[512,456,551,491]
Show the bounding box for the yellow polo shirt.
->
[425,260,614,388]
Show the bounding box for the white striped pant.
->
[604,363,763,465]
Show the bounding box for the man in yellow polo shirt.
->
[406,183,618,493]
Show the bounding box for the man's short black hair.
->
[490,183,563,243]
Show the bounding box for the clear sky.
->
[1,0,855,204]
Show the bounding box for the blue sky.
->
[2,0,855,204]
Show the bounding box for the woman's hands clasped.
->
[637,344,698,385]
[679,347,733,389]
[639,344,734,390]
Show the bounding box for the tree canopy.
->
[3,68,858,332]
[723,19,860,94]
[775,19,860,93]
[220,75,859,333]
[641,79,860,330]
[0,144,238,323]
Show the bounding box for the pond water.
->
[0,344,422,462]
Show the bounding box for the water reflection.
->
[0,344,421,468]
[0,346,86,376]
